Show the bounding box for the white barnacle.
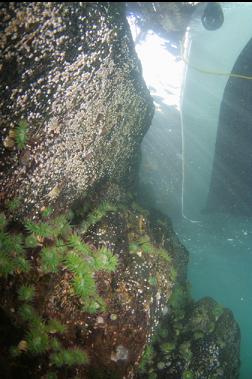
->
[111,345,129,362]
[47,185,61,200]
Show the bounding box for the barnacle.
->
[47,185,61,200]
[3,135,15,148]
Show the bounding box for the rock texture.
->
[136,279,240,379]
[0,201,180,379]
[0,2,153,219]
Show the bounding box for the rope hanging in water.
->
[180,43,252,80]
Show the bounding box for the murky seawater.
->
[130,3,252,377]
[174,215,252,379]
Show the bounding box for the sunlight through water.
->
[129,4,252,378]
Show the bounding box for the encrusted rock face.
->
[133,218,240,379]
[0,2,153,218]
[0,203,179,379]
[136,292,240,379]
[44,207,175,379]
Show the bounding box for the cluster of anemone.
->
[79,201,117,234]
[24,203,118,308]
[50,347,89,367]
[129,234,172,263]
[0,202,119,374]
[0,215,31,277]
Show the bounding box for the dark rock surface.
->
[0,2,153,219]
[0,202,180,379]
[136,289,240,379]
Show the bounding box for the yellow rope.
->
[180,42,252,80]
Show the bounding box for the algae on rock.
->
[0,200,177,379]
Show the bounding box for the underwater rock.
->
[136,294,240,379]
[131,214,240,379]
[0,195,240,379]
[0,2,153,219]
[0,202,180,378]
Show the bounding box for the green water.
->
[174,215,252,379]
[130,5,252,376]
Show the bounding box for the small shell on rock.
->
[18,340,28,352]
[96,316,104,324]
[3,136,15,148]
[47,185,61,200]
[111,345,129,362]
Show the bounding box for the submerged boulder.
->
[0,2,153,219]
[136,291,240,379]
[0,202,181,378]
[0,199,240,378]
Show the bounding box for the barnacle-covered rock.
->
[137,295,240,379]
[0,202,181,378]
[133,215,240,379]
[0,2,153,219]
